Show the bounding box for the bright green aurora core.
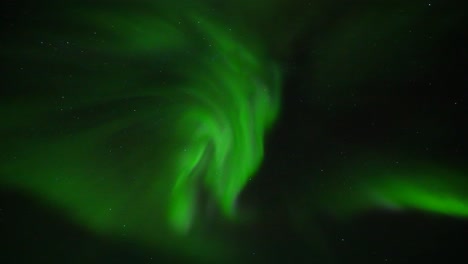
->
[0,3,280,258]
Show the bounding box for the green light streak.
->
[369,171,468,217]
[317,165,468,218]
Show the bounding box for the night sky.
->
[1,0,467,263]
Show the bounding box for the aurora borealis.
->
[1,0,467,263]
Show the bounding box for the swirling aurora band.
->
[1,6,281,238]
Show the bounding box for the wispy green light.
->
[0,4,281,261]
[318,165,468,218]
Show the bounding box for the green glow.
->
[369,170,468,217]
[0,3,280,261]
[318,165,468,218]
[2,1,465,263]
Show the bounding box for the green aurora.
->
[1,3,280,260]
[0,0,467,263]
[313,164,468,219]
